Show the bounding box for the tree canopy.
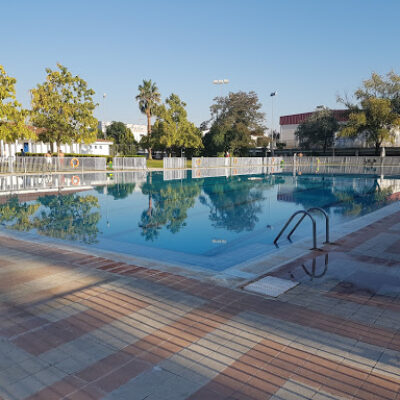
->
[31,64,98,151]
[106,121,137,155]
[202,91,266,155]
[0,65,33,143]
[338,71,400,151]
[152,94,203,156]
[135,79,161,159]
[295,108,339,152]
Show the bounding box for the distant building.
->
[279,109,400,148]
[279,109,349,148]
[98,121,147,142]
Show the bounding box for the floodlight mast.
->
[270,91,277,155]
[213,79,229,96]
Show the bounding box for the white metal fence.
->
[192,157,229,168]
[112,157,147,170]
[163,157,187,169]
[0,156,106,174]
[281,155,400,167]
[192,157,283,169]
[192,165,284,179]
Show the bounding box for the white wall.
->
[280,125,298,147]
[0,140,112,157]
[79,142,112,156]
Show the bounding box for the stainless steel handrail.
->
[287,207,330,244]
[273,210,318,250]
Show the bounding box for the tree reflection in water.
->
[138,173,202,241]
[0,197,40,232]
[0,194,100,244]
[95,183,136,200]
[200,175,281,233]
[287,176,394,217]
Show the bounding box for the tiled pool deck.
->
[0,208,400,399]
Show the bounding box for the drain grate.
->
[244,276,299,297]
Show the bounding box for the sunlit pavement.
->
[0,211,400,399]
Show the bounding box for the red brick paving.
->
[0,211,400,398]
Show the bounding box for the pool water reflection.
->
[0,171,398,270]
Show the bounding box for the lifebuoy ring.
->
[70,158,79,168]
[196,158,201,166]
[71,175,80,186]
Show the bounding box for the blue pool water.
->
[0,171,398,271]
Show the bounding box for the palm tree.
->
[135,79,161,160]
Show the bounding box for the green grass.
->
[146,159,192,168]
[146,159,163,168]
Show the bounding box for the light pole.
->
[102,93,107,137]
[213,79,229,97]
[270,91,277,155]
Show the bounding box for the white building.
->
[98,121,147,143]
[0,139,114,157]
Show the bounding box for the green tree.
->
[0,65,33,146]
[31,64,98,152]
[203,91,266,155]
[135,79,161,160]
[152,94,203,156]
[295,108,339,152]
[338,71,400,152]
[106,121,137,155]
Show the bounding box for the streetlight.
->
[102,93,107,137]
[213,79,229,96]
[270,91,277,155]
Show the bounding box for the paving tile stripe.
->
[26,301,238,399]
[188,337,400,400]
[12,289,151,356]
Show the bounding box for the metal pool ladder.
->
[273,207,330,250]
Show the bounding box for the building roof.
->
[280,109,349,126]
[94,139,114,144]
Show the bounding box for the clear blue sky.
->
[2,0,400,129]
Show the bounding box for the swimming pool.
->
[0,170,399,271]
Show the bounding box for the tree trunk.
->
[375,141,381,156]
[147,112,152,160]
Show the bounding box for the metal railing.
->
[112,157,146,170]
[274,207,331,250]
[274,210,319,250]
[163,157,187,169]
[287,207,330,244]
[192,157,284,169]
